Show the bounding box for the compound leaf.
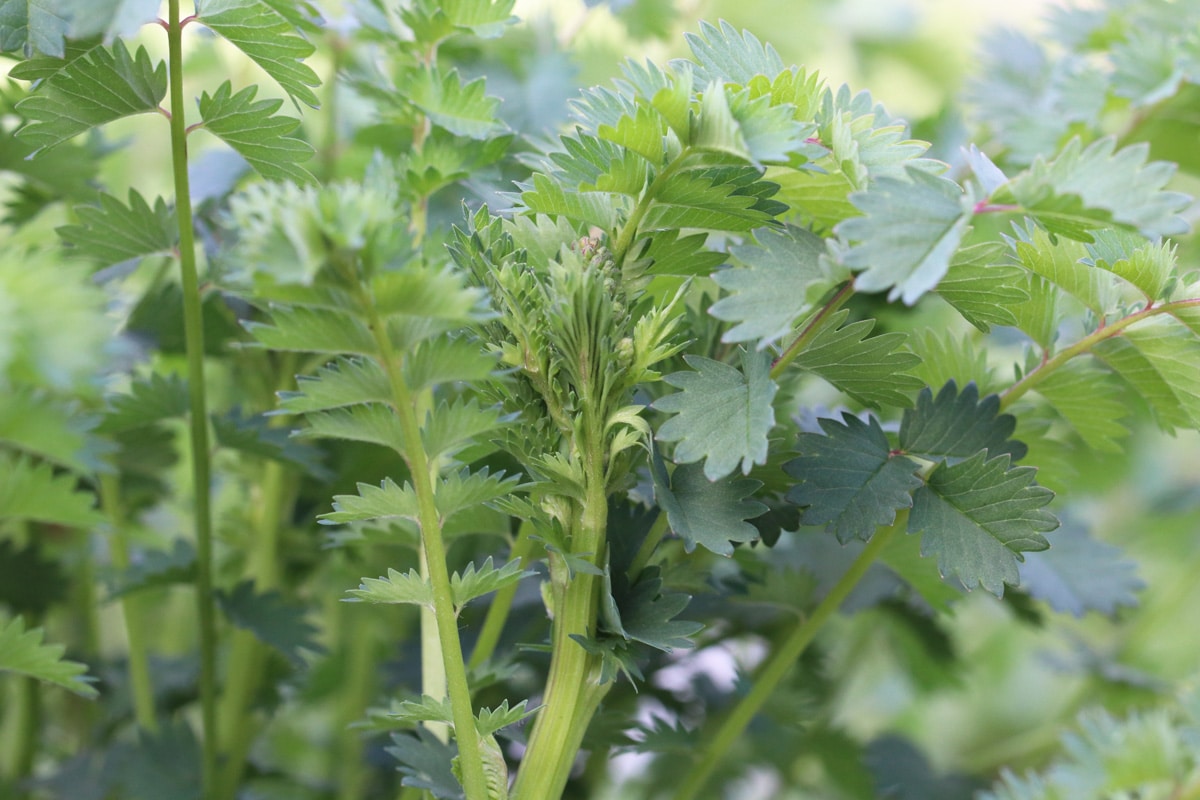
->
[0,387,107,472]
[0,0,70,55]
[56,189,177,266]
[442,0,516,38]
[791,309,923,408]
[785,414,922,543]
[899,381,1027,464]
[654,348,777,481]
[15,39,166,154]
[709,224,842,348]
[197,80,315,184]
[216,580,323,668]
[211,409,330,479]
[1085,229,1175,303]
[322,477,419,525]
[278,357,391,415]
[345,567,431,607]
[650,452,766,556]
[1010,225,1107,316]
[0,615,97,697]
[450,557,531,609]
[298,404,407,453]
[421,399,509,462]
[1018,524,1142,617]
[839,167,974,305]
[195,0,320,107]
[602,565,702,652]
[433,468,520,521]
[640,165,782,232]
[246,306,377,356]
[909,452,1057,596]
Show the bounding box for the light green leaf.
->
[1085,229,1175,302]
[899,381,1027,464]
[641,165,782,232]
[0,453,101,527]
[0,616,97,697]
[598,102,668,164]
[683,19,785,86]
[908,331,999,397]
[278,358,391,415]
[0,0,69,55]
[65,0,160,42]
[97,372,189,432]
[785,414,921,543]
[0,387,107,472]
[880,530,963,614]
[195,0,320,107]
[407,66,506,140]
[1010,224,1107,316]
[299,404,407,453]
[421,399,509,462]
[910,452,1057,596]
[519,172,621,229]
[625,229,725,279]
[791,309,923,408]
[403,336,498,392]
[247,306,377,355]
[474,699,534,737]
[345,567,431,606]
[935,243,1027,331]
[771,168,858,233]
[1093,317,1200,433]
[442,0,515,38]
[1004,274,1062,350]
[450,557,530,609]
[1018,524,1142,617]
[323,477,419,525]
[385,695,453,726]
[15,39,166,154]
[1031,359,1129,453]
[709,224,842,348]
[650,452,766,556]
[838,167,974,305]
[56,189,176,266]
[654,348,778,481]
[433,468,520,521]
[994,137,1191,239]
[197,80,315,184]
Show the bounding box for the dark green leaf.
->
[1018,524,1142,617]
[216,580,323,668]
[211,408,331,479]
[57,189,177,266]
[899,381,1027,464]
[785,414,922,543]
[107,539,197,598]
[388,729,462,800]
[934,243,1027,332]
[0,540,67,615]
[650,451,765,556]
[909,452,1057,596]
[791,309,923,408]
[197,80,315,184]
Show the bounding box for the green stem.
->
[627,511,669,580]
[360,289,489,800]
[512,429,611,800]
[770,280,854,380]
[999,298,1200,411]
[335,600,383,800]
[670,518,901,800]
[8,676,40,792]
[468,521,535,672]
[166,2,218,791]
[100,473,158,733]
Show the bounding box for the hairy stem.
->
[360,289,489,800]
[100,473,157,733]
[166,2,218,790]
[671,517,901,800]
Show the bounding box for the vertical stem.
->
[166,2,218,791]
[467,521,534,671]
[335,606,381,800]
[360,289,489,800]
[670,519,901,800]
[100,473,158,733]
[8,676,40,794]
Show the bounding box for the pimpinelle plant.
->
[4,0,1200,798]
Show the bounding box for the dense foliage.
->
[3,1,1200,798]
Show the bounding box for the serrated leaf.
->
[64,0,161,43]
[211,408,330,479]
[322,477,419,525]
[442,0,516,38]
[0,615,97,697]
[386,695,454,728]
[908,331,999,398]
[1093,317,1200,433]
[598,101,667,164]
[121,721,203,800]
[407,66,506,139]
[641,165,782,232]
[98,373,190,432]
[682,19,785,86]
[1010,225,1107,315]
[345,567,432,607]
[474,699,533,737]
[403,336,498,392]
[388,729,462,800]
[934,243,1027,331]
[195,0,320,107]
[771,168,859,233]
[247,306,377,355]
[625,229,725,278]
[0,387,108,472]
[785,414,922,543]
[278,357,391,415]
[56,189,177,266]
[899,381,1027,464]
[1084,229,1175,302]
[15,39,166,153]
[995,137,1190,240]
[838,167,974,305]
[709,224,842,348]
[450,557,530,609]
[601,565,702,652]
[0,0,69,55]
[1018,524,1142,617]
[1031,359,1129,453]
[879,530,964,614]
[107,539,196,598]
[433,468,520,521]
[299,404,407,452]
[650,451,765,556]
[654,348,777,481]
[909,452,1057,596]
[519,172,621,229]
[216,580,323,668]
[0,453,101,527]
[197,80,315,184]
[791,309,923,408]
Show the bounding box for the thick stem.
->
[361,290,489,800]
[100,474,157,733]
[166,2,218,790]
[7,676,40,793]
[670,518,901,800]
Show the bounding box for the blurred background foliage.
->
[3,1,1200,798]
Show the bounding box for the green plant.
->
[4,1,1200,799]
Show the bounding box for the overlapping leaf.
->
[709,224,842,348]
[1093,317,1200,433]
[1084,229,1175,302]
[790,309,923,408]
[406,66,506,140]
[899,381,1027,464]
[0,615,97,697]
[934,243,1027,331]
[654,348,777,481]
[785,414,922,543]
[216,580,324,668]
[1030,360,1129,453]
[15,40,166,153]
[197,81,315,184]
[195,0,320,107]
[277,357,391,414]
[0,387,107,471]
[910,452,1056,595]
[600,565,702,652]
[211,409,330,479]
[640,165,784,232]
[1018,524,1142,617]
[838,167,974,305]
[1009,225,1108,315]
[56,189,177,267]
[246,306,377,355]
[650,453,765,556]
[0,454,102,527]
[98,373,189,432]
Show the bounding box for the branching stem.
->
[771,280,854,379]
